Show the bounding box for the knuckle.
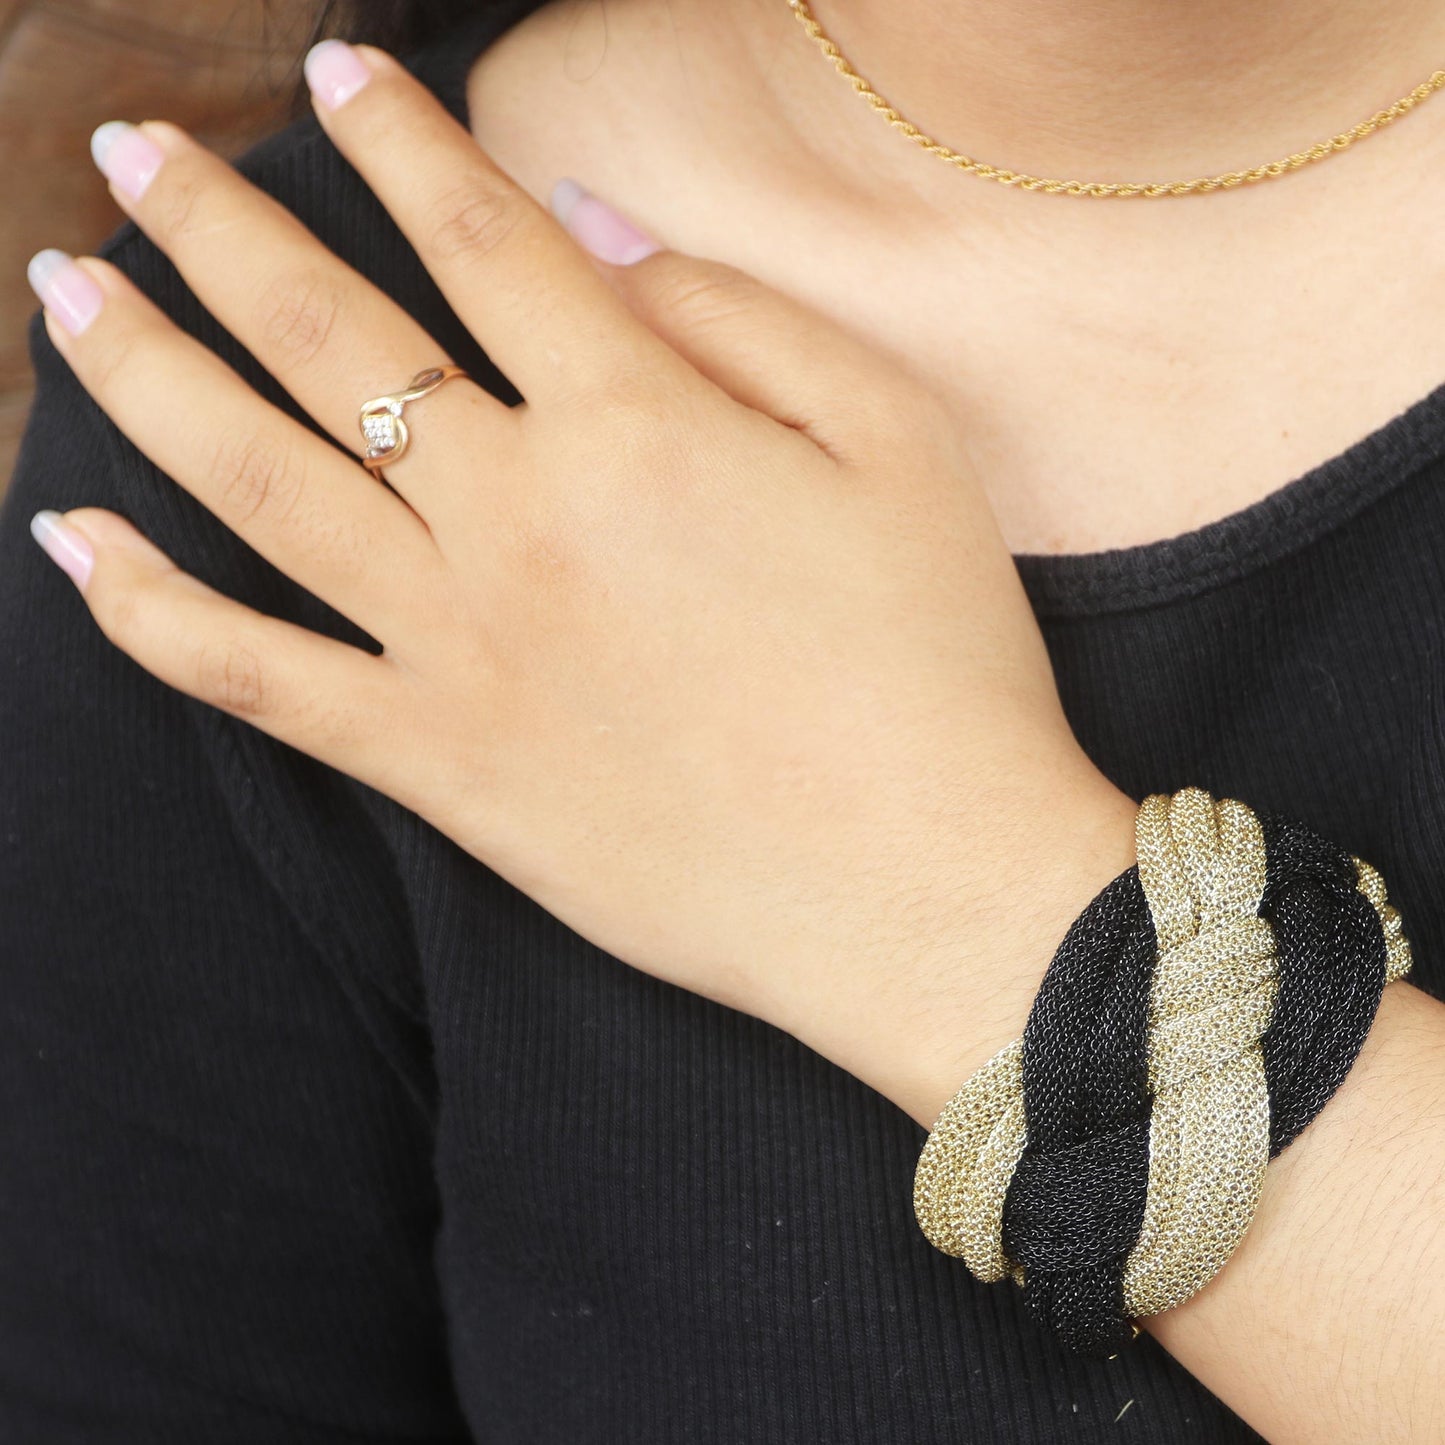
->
[426,180,527,264]
[196,641,267,717]
[152,164,211,244]
[82,323,143,397]
[644,265,751,329]
[255,270,343,369]
[207,427,302,527]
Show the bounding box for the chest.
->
[886,221,1445,556]
[467,9,1445,559]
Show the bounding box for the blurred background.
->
[0,0,314,496]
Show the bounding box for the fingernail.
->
[304,39,373,111]
[30,510,94,591]
[90,121,164,201]
[27,249,104,337]
[550,179,660,266]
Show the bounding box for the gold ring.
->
[358,364,470,481]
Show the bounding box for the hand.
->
[27,40,1136,1125]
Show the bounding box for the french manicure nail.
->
[30,510,94,591]
[304,39,373,111]
[90,121,164,201]
[550,179,661,266]
[27,249,104,337]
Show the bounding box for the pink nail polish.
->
[304,39,373,111]
[26,250,104,337]
[30,510,94,591]
[90,121,164,202]
[550,179,661,266]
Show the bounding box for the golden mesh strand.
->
[913,788,1413,1319]
[788,0,1445,199]
[912,1036,1028,1283]
[1127,793,1411,1313]
[1124,790,1277,1316]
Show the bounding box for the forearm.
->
[802,763,1142,1131]
[1152,978,1445,1444]
[822,773,1444,1443]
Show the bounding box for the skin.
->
[22,4,1445,1441]
[468,0,1445,554]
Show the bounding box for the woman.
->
[4,0,1443,1438]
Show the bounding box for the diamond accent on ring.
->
[357,365,468,478]
[362,409,401,454]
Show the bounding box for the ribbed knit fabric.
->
[2,6,1444,1441]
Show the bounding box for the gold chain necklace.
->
[788,0,1445,198]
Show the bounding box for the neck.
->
[739,0,1445,201]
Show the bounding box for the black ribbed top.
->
[2,6,1442,1440]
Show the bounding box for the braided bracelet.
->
[913,787,1412,1358]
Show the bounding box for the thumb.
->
[550,179,904,462]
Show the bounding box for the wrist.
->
[788,756,1140,1129]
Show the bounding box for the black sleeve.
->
[0,219,471,1442]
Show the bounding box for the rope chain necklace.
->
[787,0,1445,199]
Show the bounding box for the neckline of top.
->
[1013,379,1445,619]
[402,4,1445,622]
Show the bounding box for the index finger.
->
[302,39,678,406]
